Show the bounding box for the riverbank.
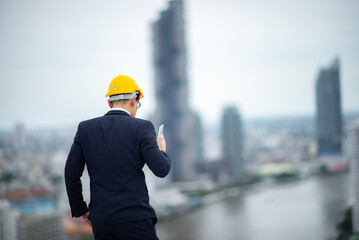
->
[157,171,315,220]
[157,172,350,240]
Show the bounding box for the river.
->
[156,172,350,240]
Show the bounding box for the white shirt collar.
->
[110,107,130,116]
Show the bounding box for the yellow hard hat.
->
[105,75,144,99]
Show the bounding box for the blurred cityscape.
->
[1,107,358,240]
[1,0,358,240]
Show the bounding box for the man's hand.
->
[157,134,166,152]
[79,211,92,226]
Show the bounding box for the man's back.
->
[65,110,171,224]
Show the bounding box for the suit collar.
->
[110,107,130,115]
[105,110,131,117]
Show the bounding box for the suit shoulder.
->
[78,116,103,127]
[132,118,154,128]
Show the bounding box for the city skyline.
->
[0,0,359,129]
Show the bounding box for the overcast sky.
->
[0,0,358,130]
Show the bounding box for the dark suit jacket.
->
[64,110,171,224]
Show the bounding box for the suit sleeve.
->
[64,126,89,217]
[140,121,171,178]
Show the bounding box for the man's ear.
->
[108,99,113,108]
[130,96,136,106]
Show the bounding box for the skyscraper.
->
[347,120,359,233]
[315,58,343,155]
[221,106,244,176]
[152,0,202,182]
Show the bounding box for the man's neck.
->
[110,107,130,116]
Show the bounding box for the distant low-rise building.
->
[18,212,65,240]
[0,200,19,240]
[347,120,359,233]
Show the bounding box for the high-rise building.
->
[221,106,244,176]
[315,58,343,155]
[152,0,203,182]
[347,120,359,233]
[14,123,26,153]
[0,200,19,240]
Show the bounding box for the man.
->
[65,75,171,239]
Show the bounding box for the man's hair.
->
[109,99,130,107]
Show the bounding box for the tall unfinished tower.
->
[152,0,202,182]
